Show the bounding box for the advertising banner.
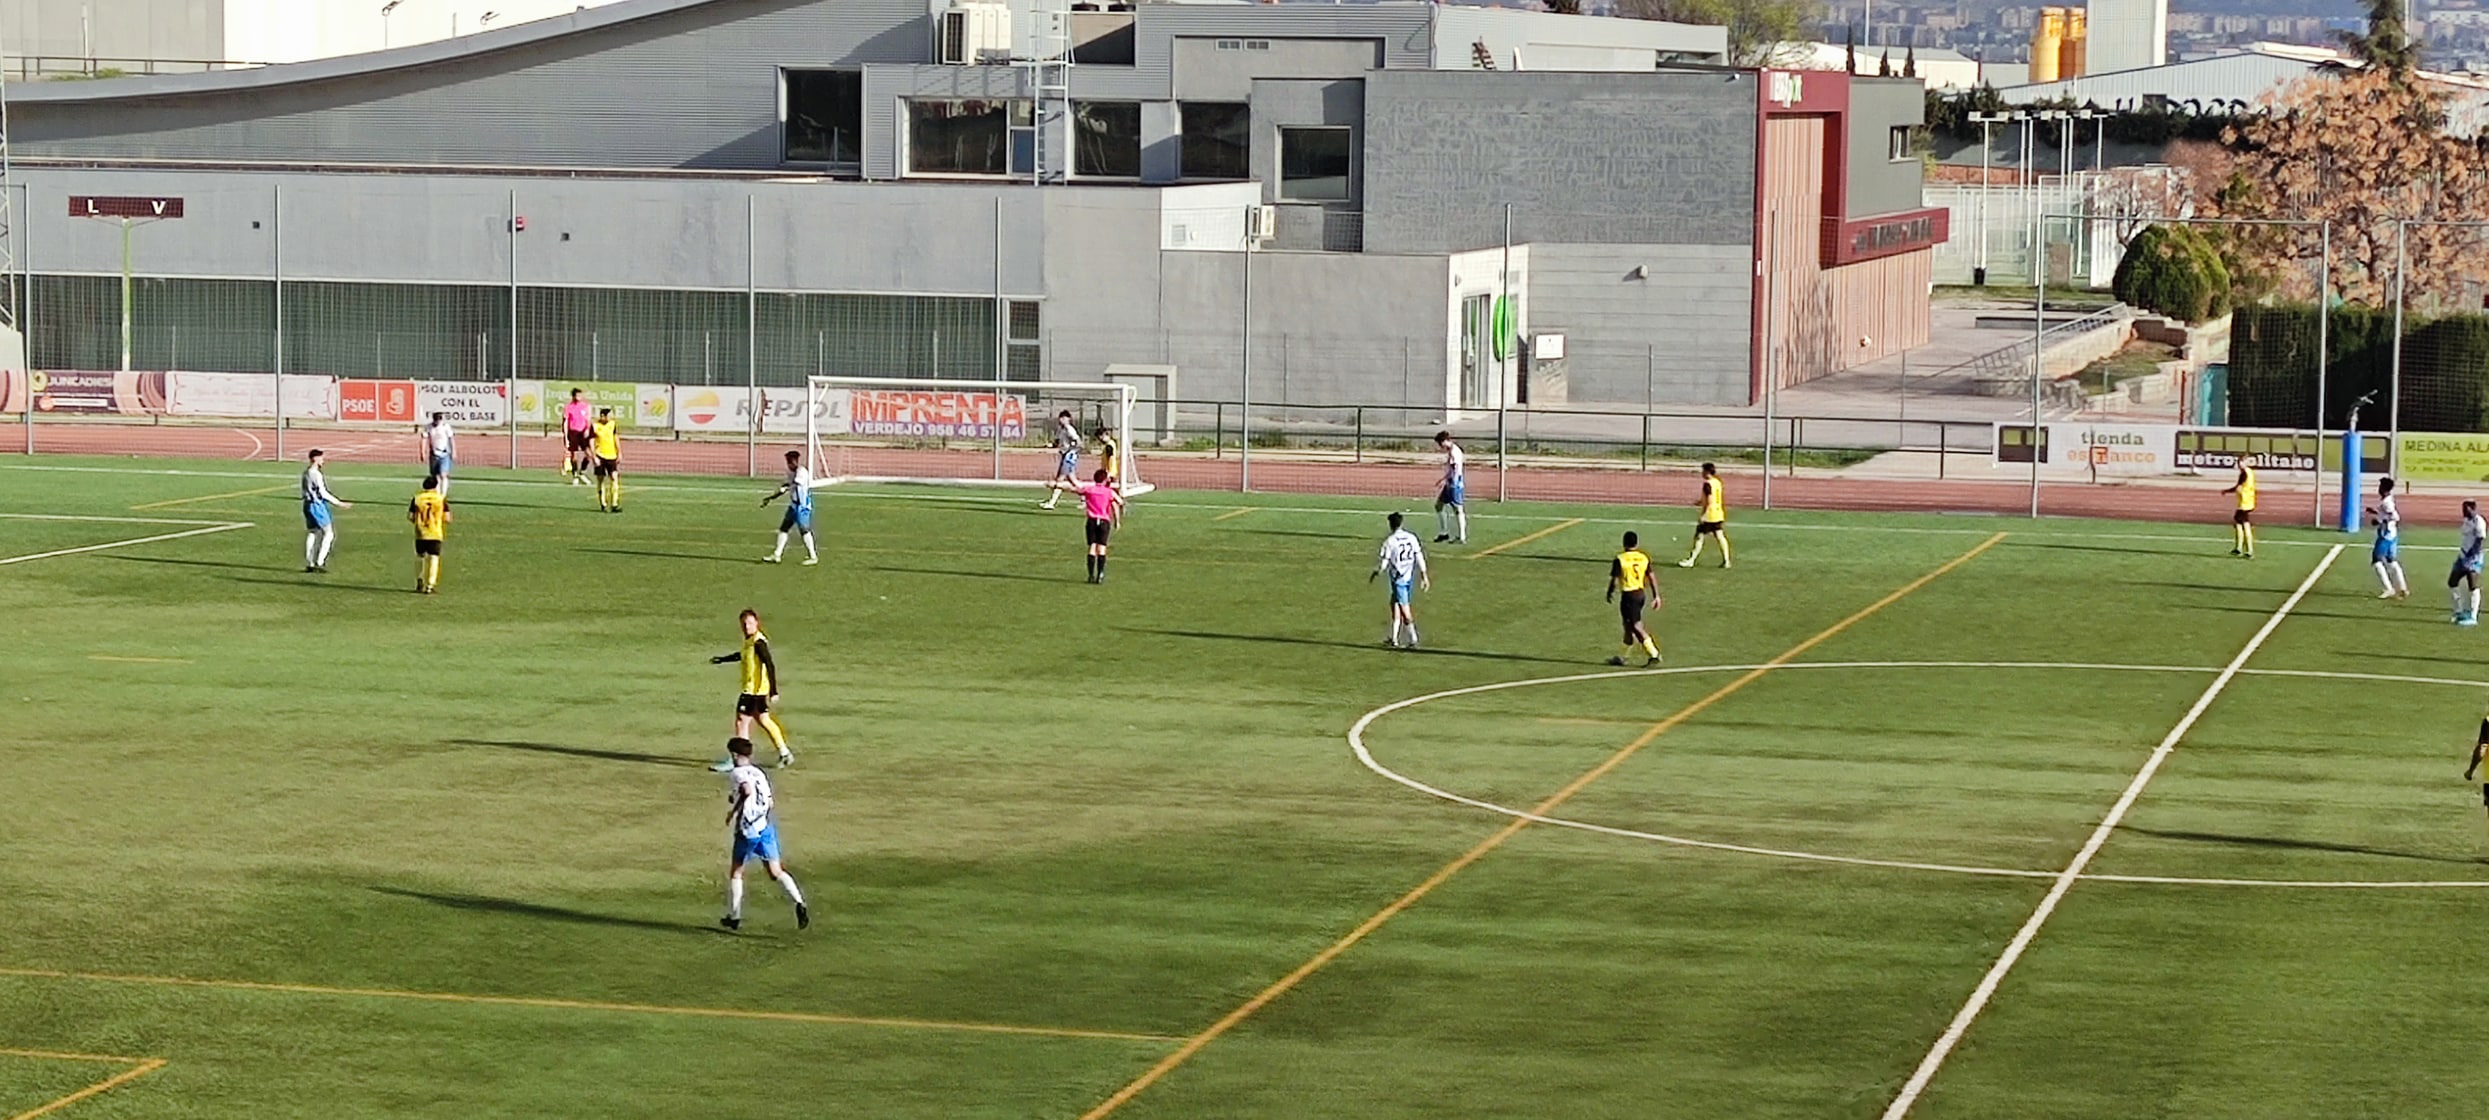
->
[673,385,841,435]
[1990,422,2176,474]
[845,389,1025,440]
[2172,428,2321,473]
[535,381,672,428]
[2395,433,2489,483]
[415,381,510,426]
[9,370,166,415]
[163,371,337,420]
[340,379,419,424]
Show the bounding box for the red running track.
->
[4,419,2460,529]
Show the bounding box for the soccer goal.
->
[804,376,1151,495]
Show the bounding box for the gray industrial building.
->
[5,0,1945,411]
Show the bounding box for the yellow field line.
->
[5,1058,166,1120]
[1077,531,2008,1119]
[0,965,1174,1044]
[129,484,292,511]
[87,655,192,665]
[1212,507,1258,522]
[1465,517,1584,559]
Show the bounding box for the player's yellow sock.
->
[756,712,788,752]
[1618,643,1636,662]
[426,555,441,589]
[1641,638,1660,662]
[1684,538,1704,563]
[2242,523,2255,554]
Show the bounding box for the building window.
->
[1180,102,1249,180]
[1073,101,1142,178]
[908,99,1031,176]
[1888,125,1913,162]
[1278,126,1352,202]
[783,70,862,167]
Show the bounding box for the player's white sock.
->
[304,532,319,568]
[2469,588,2479,617]
[1436,507,1450,536]
[772,868,805,906]
[727,875,745,920]
[316,529,335,567]
[801,532,817,561]
[771,531,787,559]
[1406,624,1420,646]
[2456,587,2469,615]
[1455,509,1467,542]
[2377,562,2394,593]
[1388,618,1402,646]
[2392,563,2409,594]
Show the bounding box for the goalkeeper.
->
[761,449,819,565]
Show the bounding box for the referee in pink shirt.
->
[560,389,594,484]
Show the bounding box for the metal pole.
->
[992,195,1004,482]
[2388,220,2407,475]
[508,187,519,469]
[1761,204,1776,510]
[23,185,34,455]
[1497,202,1512,502]
[119,217,132,374]
[2315,221,2331,528]
[746,194,757,479]
[1898,346,1908,452]
[1240,207,1253,493]
[2031,216,2046,518]
[1978,120,1992,282]
[272,186,285,461]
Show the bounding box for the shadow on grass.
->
[2010,541,2206,557]
[1122,626,1584,665]
[226,575,406,594]
[445,737,709,770]
[869,565,1064,584]
[2178,603,2438,625]
[369,886,732,937]
[104,554,297,573]
[2118,825,2486,867]
[576,547,756,565]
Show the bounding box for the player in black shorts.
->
[1605,531,1661,666]
[2467,712,2489,848]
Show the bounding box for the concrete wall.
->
[1529,244,1752,406]
[1845,76,1926,220]
[1154,250,1450,407]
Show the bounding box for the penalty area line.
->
[1876,542,2345,1120]
[1,1054,168,1120]
[0,522,254,566]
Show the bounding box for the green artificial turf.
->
[3,455,2486,1118]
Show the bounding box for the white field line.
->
[1877,544,2345,1120]
[0,522,255,566]
[0,462,2433,549]
[0,512,246,527]
[1348,656,2489,889]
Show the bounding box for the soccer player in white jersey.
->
[1039,410,1082,509]
[2452,500,2486,626]
[761,449,819,565]
[1433,431,1467,544]
[299,448,353,573]
[721,737,809,932]
[1370,511,1431,649]
[2368,476,2409,599]
[419,412,456,497]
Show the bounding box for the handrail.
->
[1929,303,2131,384]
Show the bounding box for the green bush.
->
[2230,303,2489,432]
[2113,224,2231,323]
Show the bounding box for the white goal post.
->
[804,376,1151,495]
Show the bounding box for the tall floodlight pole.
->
[1969,112,2005,285]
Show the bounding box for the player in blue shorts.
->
[1370,511,1431,648]
[2453,500,2486,625]
[760,449,819,565]
[721,737,809,931]
[1432,431,1467,544]
[299,448,354,572]
[1040,410,1082,509]
[2367,476,2409,599]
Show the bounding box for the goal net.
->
[804,377,1150,495]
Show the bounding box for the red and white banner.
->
[673,385,835,435]
[339,379,418,424]
[844,390,1025,440]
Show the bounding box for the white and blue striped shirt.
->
[728,764,775,840]
[784,466,813,513]
[2375,493,2399,543]
[301,465,341,509]
[1377,528,1427,583]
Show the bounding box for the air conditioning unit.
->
[1247,204,1277,243]
[937,1,1012,64]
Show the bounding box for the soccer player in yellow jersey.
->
[2466,711,2489,851]
[590,408,623,513]
[2223,462,2257,558]
[1098,428,1121,488]
[1679,461,1731,569]
[710,609,793,770]
[407,474,449,594]
[1605,531,1662,666]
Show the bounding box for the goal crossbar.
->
[805,376,1151,495]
